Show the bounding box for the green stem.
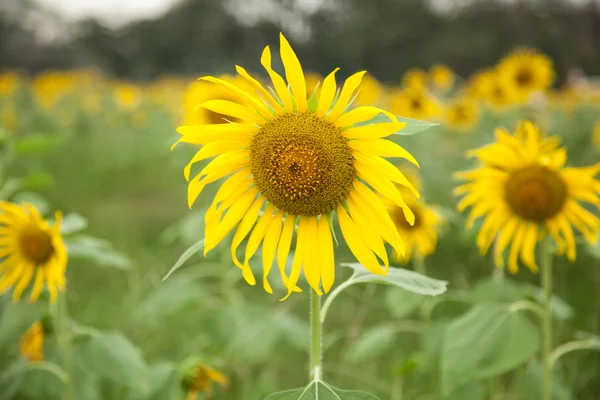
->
[414,252,426,276]
[540,236,553,400]
[57,293,75,400]
[550,339,600,367]
[310,290,322,381]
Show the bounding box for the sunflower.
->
[0,202,67,302]
[444,96,480,132]
[113,82,142,110]
[19,322,44,362]
[0,72,21,98]
[455,121,600,273]
[183,364,229,400]
[593,120,600,151]
[174,33,419,298]
[182,75,255,126]
[390,87,440,120]
[429,64,455,93]
[497,48,555,103]
[402,68,428,89]
[387,197,444,263]
[466,68,494,100]
[481,72,518,111]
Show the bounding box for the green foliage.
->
[441,304,541,396]
[0,300,47,354]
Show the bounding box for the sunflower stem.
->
[540,235,553,400]
[309,289,322,381]
[57,293,75,400]
[414,252,426,276]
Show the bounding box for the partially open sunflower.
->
[455,121,600,272]
[174,33,419,298]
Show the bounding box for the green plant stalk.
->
[310,290,322,381]
[413,252,426,276]
[540,236,553,400]
[57,293,76,400]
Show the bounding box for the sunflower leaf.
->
[340,263,448,296]
[264,380,380,399]
[357,114,438,135]
[162,238,205,281]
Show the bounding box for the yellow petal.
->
[184,142,247,181]
[556,215,576,261]
[343,122,405,139]
[279,33,306,112]
[335,106,388,128]
[277,215,296,284]
[520,223,539,272]
[282,217,306,300]
[316,68,340,118]
[494,217,519,268]
[200,99,265,125]
[231,197,265,269]
[243,204,276,266]
[354,153,419,198]
[328,71,367,121]
[262,210,284,294]
[29,268,46,302]
[337,206,384,275]
[508,222,527,273]
[12,264,34,301]
[346,197,389,268]
[235,65,283,113]
[302,216,322,294]
[349,138,418,166]
[317,216,335,293]
[199,76,272,117]
[260,46,294,112]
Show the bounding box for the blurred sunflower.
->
[429,64,455,93]
[19,322,44,362]
[402,68,428,89]
[31,72,75,110]
[355,74,383,106]
[391,87,440,120]
[182,364,229,400]
[444,96,480,132]
[497,48,555,103]
[0,72,21,98]
[455,121,600,272]
[593,120,600,151]
[0,202,67,302]
[466,68,495,100]
[482,73,517,111]
[387,197,443,263]
[113,82,142,110]
[182,75,254,126]
[174,33,419,298]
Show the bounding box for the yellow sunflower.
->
[0,72,21,98]
[481,72,518,111]
[183,364,229,400]
[455,121,600,273]
[402,68,428,89]
[113,82,142,110]
[387,198,444,263]
[444,96,480,132]
[0,202,67,302]
[19,321,44,362]
[390,87,440,120]
[497,48,555,103]
[593,120,600,151]
[174,33,419,298]
[429,64,455,93]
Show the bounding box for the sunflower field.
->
[1,25,600,400]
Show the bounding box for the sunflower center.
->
[410,98,423,111]
[515,68,533,87]
[250,112,355,216]
[19,226,54,264]
[505,165,567,222]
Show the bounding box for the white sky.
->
[36,0,181,25]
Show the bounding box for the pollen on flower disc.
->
[250,112,355,216]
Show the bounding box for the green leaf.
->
[79,331,150,396]
[446,381,487,400]
[59,213,88,235]
[0,300,47,353]
[65,235,131,270]
[520,283,573,320]
[11,191,50,215]
[440,304,540,396]
[345,324,397,364]
[358,114,438,136]
[470,278,526,304]
[385,287,426,319]
[162,238,205,281]
[518,361,573,400]
[264,381,380,400]
[14,134,66,155]
[0,360,27,399]
[340,263,448,296]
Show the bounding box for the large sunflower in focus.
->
[497,49,555,103]
[0,202,67,302]
[455,121,600,272]
[174,33,419,298]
